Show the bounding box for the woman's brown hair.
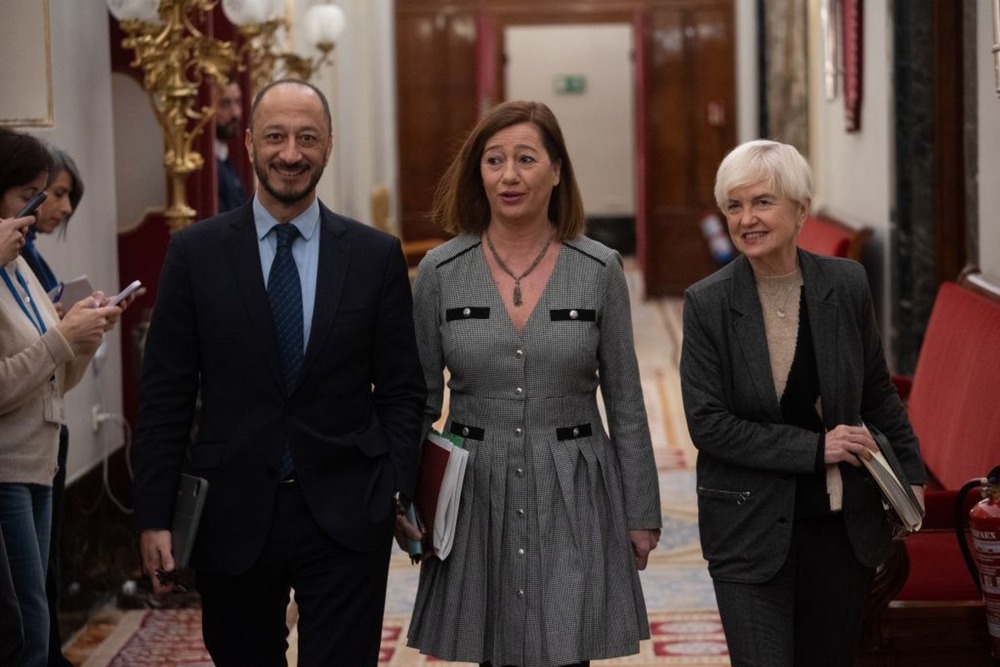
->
[430,100,586,241]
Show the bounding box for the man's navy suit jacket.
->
[133,200,426,575]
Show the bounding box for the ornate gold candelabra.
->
[222,1,344,93]
[232,18,335,92]
[112,0,237,230]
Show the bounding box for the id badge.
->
[43,396,65,425]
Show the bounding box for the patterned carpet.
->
[65,262,728,666]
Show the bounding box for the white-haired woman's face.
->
[36,170,74,234]
[722,179,808,275]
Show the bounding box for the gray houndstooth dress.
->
[406,234,661,666]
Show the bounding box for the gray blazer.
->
[680,250,925,583]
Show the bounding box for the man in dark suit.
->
[215,80,248,213]
[134,79,426,666]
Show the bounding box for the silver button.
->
[515,349,524,359]
[461,426,470,437]
[462,307,471,317]
[569,309,578,319]
[572,427,580,437]
[23,295,30,304]
[515,467,524,476]
[514,427,522,436]
[517,589,525,598]
[515,387,523,396]
[516,509,525,517]
[517,548,525,556]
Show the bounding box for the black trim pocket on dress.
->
[550,309,596,322]
[556,424,593,441]
[446,307,490,322]
[449,421,485,441]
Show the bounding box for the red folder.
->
[412,431,467,560]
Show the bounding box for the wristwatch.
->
[394,491,411,516]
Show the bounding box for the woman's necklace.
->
[760,282,799,318]
[484,230,553,307]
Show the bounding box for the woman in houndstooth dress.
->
[398,101,662,667]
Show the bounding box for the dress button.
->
[462,307,471,317]
[516,509,525,517]
[569,309,578,319]
[461,426,470,437]
[517,548,525,556]
[514,428,522,436]
[515,349,524,358]
[572,427,580,437]
[517,589,525,598]
[515,387,523,396]
[515,467,524,476]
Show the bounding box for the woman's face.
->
[723,179,808,275]
[1,171,49,220]
[36,170,74,234]
[480,122,561,227]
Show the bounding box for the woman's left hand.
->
[629,528,661,570]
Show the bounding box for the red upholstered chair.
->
[859,268,1000,665]
[797,212,872,260]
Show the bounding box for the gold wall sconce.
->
[221,0,346,92]
[107,0,238,230]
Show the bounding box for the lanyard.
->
[2,267,48,336]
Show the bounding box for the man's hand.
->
[139,529,176,594]
[629,528,661,571]
[394,510,423,551]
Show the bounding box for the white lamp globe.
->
[106,0,161,22]
[222,0,279,26]
[305,4,346,48]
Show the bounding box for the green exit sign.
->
[553,75,587,95]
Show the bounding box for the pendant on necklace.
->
[513,283,523,307]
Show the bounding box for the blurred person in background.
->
[0,127,126,667]
[0,209,35,666]
[22,146,85,667]
[215,80,248,213]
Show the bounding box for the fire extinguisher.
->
[957,464,1000,658]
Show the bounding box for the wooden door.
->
[642,1,736,295]
[395,5,479,244]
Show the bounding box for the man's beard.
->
[216,119,240,141]
[254,157,325,206]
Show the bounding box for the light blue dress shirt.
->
[253,196,321,349]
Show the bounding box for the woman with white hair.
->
[679,139,926,666]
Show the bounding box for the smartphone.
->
[108,279,142,307]
[14,191,47,218]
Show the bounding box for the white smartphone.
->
[108,279,142,307]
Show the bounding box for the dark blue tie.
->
[267,223,302,479]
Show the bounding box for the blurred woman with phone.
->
[0,128,123,667]
[21,146,89,667]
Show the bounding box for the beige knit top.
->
[0,257,94,486]
[756,268,843,511]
